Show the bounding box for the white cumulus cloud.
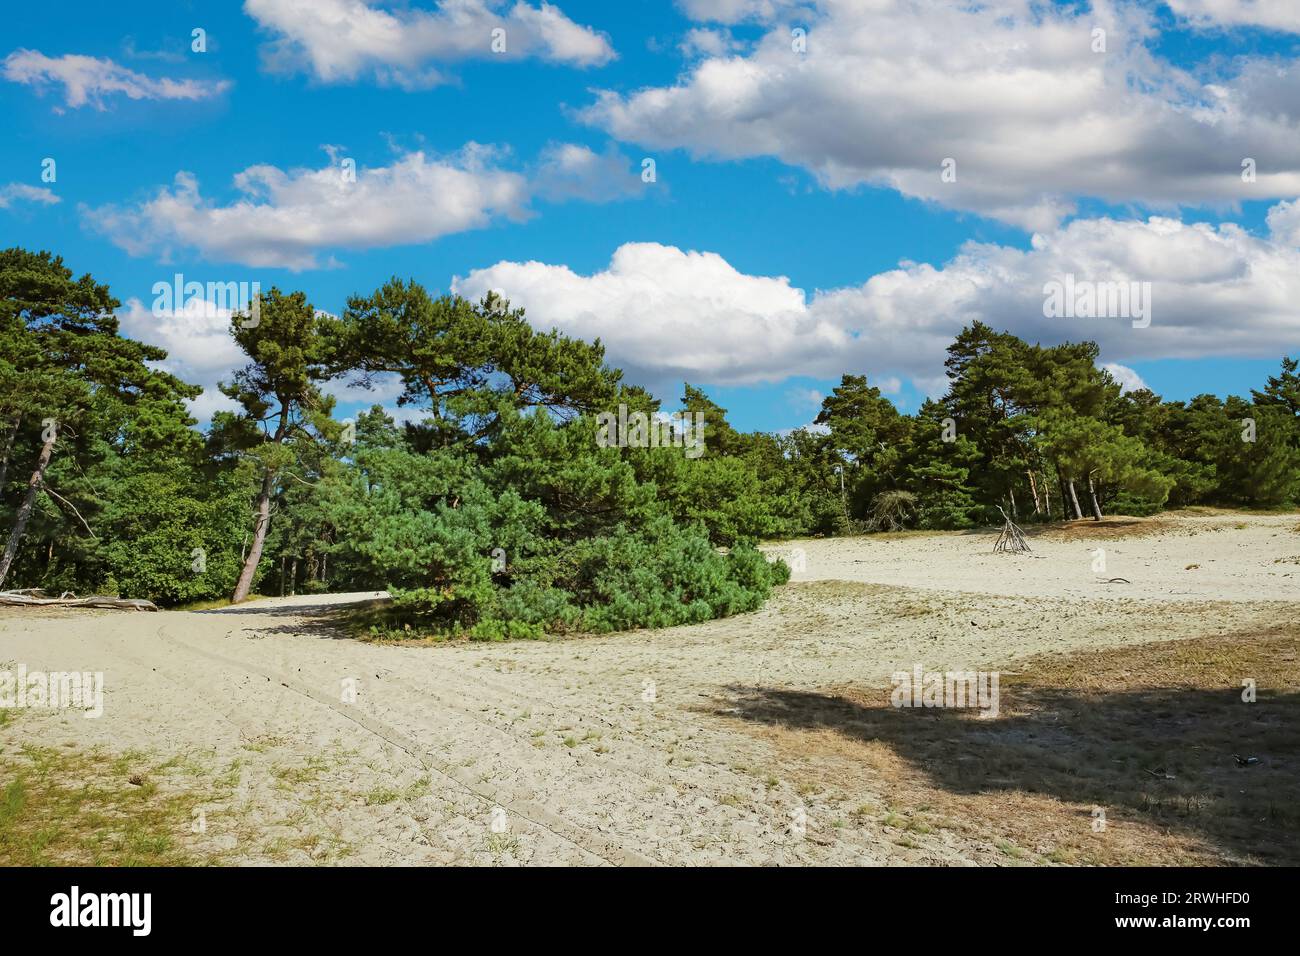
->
[244,0,614,87]
[1166,1,1300,32]
[119,297,413,422]
[85,146,532,270]
[84,141,642,270]
[583,0,1300,229]
[453,202,1300,397]
[118,297,246,421]
[2,49,230,110]
[1101,363,1148,393]
[0,183,59,209]
[1265,198,1300,246]
[454,241,847,392]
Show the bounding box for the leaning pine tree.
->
[216,289,334,603]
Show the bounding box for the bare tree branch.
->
[41,484,98,540]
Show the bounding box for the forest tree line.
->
[1,248,1297,634]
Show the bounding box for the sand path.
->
[2,513,1297,865]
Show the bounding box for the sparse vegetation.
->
[718,625,1300,865]
[0,739,224,866]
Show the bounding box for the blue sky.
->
[3,0,1300,432]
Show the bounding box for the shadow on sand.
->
[710,677,1299,864]
[192,595,390,640]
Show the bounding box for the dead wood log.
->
[0,589,158,611]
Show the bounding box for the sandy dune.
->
[2,512,1297,865]
[775,511,1300,602]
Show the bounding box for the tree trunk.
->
[0,433,55,589]
[1058,476,1070,520]
[280,555,286,597]
[289,557,298,597]
[1067,480,1084,520]
[1027,469,1042,514]
[231,469,273,603]
[1087,475,1103,521]
[0,414,21,496]
[232,407,289,604]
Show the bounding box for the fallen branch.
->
[0,589,157,611]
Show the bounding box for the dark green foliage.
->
[316,405,787,638]
[1252,356,1300,420]
[902,401,980,529]
[562,517,785,632]
[320,282,621,449]
[97,463,251,604]
[2,248,1296,635]
[0,248,209,593]
[215,288,339,602]
[1218,401,1300,507]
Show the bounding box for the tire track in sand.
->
[152,619,655,867]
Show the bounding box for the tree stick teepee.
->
[993,506,1032,555]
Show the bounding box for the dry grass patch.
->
[1030,508,1296,545]
[1031,515,1175,544]
[0,736,233,866]
[712,625,1299,865]
[0,722,379,866]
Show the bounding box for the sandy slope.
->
[2,513,1297,866]
[772,512,1300,602]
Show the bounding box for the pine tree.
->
[1252,356,1300,419]
[0,249,199,589]
[218,288,335,603]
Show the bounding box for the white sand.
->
[2,512,1296,866]
[774,512,1300,603]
